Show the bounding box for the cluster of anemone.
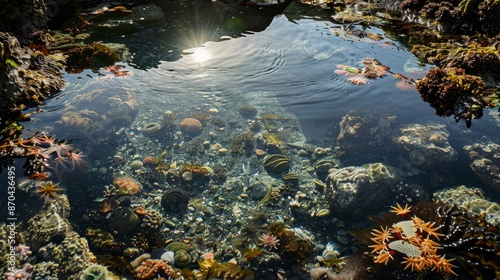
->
[0,133,88,181]
[349,201,500,279]
[369,203,456,275]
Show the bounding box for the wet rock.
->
[55,87,139,141]
[179,117,203,137]
[464,141,500,193]
[325,163,399,215]
[0,0,49,39]
[393,123,457,168]
[0,32,64,111]
[107,206,140,234]
[434,185,500,226]
[337,110,397,162]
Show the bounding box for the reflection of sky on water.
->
[23,3,499,196]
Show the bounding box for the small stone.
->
[208,108,219,113]
[218,148,228,154]
[195,217,203,223]
[130,160,143,171]
[240,193,248,199]
[203,141,211,146]
[210,143,223,151]
[182,171,193,181]
[209,132,217,138]
[314,147,327,155]
[98,167,107,174]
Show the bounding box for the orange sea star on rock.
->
[37,182,63,198]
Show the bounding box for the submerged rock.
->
[434,185,500,226]
[325,162,399,215]
[464,141,500,193]
[393,123,457,168]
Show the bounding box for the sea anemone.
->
[349,201,500,279]
[112,176,143,195]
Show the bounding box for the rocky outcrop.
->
[0,32,64,112]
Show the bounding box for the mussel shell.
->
[263,154,290,175]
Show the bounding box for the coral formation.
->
[134,259,179,280]
[79,264,109,280]
[112,176,143,195]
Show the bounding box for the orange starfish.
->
[429,255,458,276]
[401,256,427,272]
[37,182,63,198]
[418,238,441,256]
[373,250,393,265]
[420,221,443,240]
[371,225,393,244]
[369,241,387,253]
[390,203,412,216]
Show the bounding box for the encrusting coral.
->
[134,259,179,280]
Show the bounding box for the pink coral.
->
[135,259,178,280]
[113,176,143,195]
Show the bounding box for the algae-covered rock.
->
[434,185,500,226]
[325,163,399,214]
[393,123,458,167]
[0,32,64,112]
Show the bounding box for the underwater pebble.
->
[98,167,107,174]
[314,147,327,155]
[208,108,219,113]
[130,160,143,170]
[209,132,217,138]
[218,148,228,154]
[240,193,248,199]
[188,206,195,212]
[195,217,203,223]
[210,143,223,151]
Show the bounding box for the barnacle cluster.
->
[349,201,500,279]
